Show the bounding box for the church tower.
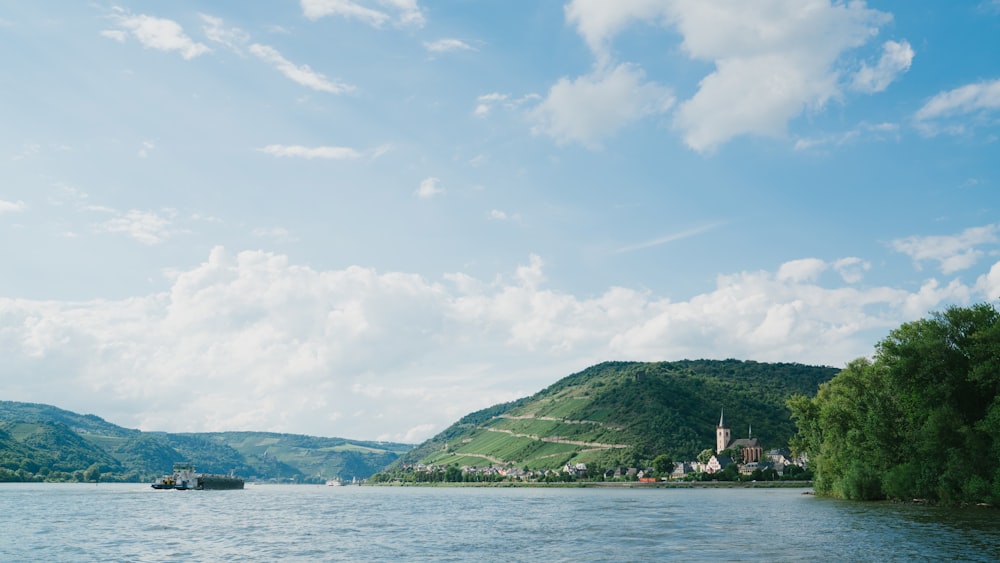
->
[716,409,731,454]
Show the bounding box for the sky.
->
[1,1,999,443]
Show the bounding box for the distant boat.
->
[152,462,244,490]
[326,478,343,486]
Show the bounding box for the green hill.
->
[0,401,412,483]
[399,360,838,471]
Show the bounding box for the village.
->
[388,410,810,484]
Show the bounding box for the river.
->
[2,483,998,561]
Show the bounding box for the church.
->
[716,410,763,463]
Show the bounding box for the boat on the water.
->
[151,462,244,490]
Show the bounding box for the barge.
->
[152,462,244,490]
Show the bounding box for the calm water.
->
[2,483,999,561]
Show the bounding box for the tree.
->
[696,449,714,465]
[84,463,101,483]
[789,303,1000,503]
[652,454,673,477]
[444,465,463,482]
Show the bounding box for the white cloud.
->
[1,247,991,442]
[104,11,210,60]
[253,227,296,242]
[258,144,364,159]
[615,223,720,254]
[565,0,670,64]
[561,0,898,152]
[300,0,425,28]
[914,79,1000,135]
[96,209,178,245]
[891,224,1000,274]
[794,122,899,150]
[776,258,828,283]
[415,177,444,198]
[201,13,250,52]
[530,63,674,147]
[833,257,871,284]
[474,93,506,117]
[474,92,540,118]
[0,199,26,213]
[138,140,155,159]
[249,44,354,94]
[424,38,475,53]
[100,30,127,42]
[851,40,914,93]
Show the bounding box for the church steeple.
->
[716,409,731,454]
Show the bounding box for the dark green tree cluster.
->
[789,303,1000,503]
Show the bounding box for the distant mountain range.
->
[395,360,839,471]
[0,401,412,483]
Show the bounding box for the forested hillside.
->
[0,401,411,483]
[398,359,838,472]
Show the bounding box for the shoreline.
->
[367,480,815,489]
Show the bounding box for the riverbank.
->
[368,480,814,489]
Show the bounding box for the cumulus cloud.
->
[891,224,1000,274]
[103,10,210,60]
[0,247,991,442]
[914,78,1000,135]
[565,0,670,64]
[258,144,364,160]
[300,0,425,28]
[559,0,899,152]
[249,44,354,94]
[530,63,674,147]
[0,199,26,213]
[415,177,444,198]
[851,40,914,93]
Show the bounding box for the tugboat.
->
[151,462,244,490]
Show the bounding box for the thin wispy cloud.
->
[914,79,1000,135]
[300,0,425,28]
[258,144,364,160]
[615,223,723,254]
[0,199,27,213]
[103,9,210,60]
[96,209,178,245]
[249,44,354,94]
[424,38,475,53]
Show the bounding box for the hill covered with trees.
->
[394,359,838,474]
[788,302,1000,504]
[0,401,411,483]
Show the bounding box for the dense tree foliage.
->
[789,303,1000,503]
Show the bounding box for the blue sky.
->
[1,1,999,442]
